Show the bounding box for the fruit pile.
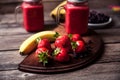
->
[88,10,110,23]
[19,31,88,66]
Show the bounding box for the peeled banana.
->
[50,1,66,22]
[19,31,58,55]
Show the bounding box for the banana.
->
[19,31,59,55]
[50,1,66,21]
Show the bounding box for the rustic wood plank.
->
[0,1,119,79]
[88,0,120,9]
[0,13,54,25]
[0,0,21,4]
[0,23,29,36]
[98,43,120,63]
[0,13,55,36]
[0,0,120,13]
[0,43,120,71]
[0,0,63,4]
[0,62,119,80]
[95,29,120,43]
[0,0,62,14]
[0,51,25,71]
[0,23,56,36]
[0,34,33,50]
[0,26,120,50]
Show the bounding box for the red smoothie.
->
[64,1,89,35]
[21,1,44,32]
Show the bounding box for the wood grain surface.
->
[0,0,120,80]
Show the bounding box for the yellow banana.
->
[50,1,66,21]
[19,31,59,55]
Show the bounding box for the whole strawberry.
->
[35,47,51,66]
[71,40,86,54]
[69,34,82,42]
[37,38,52,53]
[55,35,72,53]
[53,48,70,62]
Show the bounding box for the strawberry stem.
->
[68,34,73,40]
[54,32,60,38]
[71,41,77,50]
[38,51,48,66]
[53,48,60,56]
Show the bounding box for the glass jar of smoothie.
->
[15,0,44,32]
[57,0,89,35]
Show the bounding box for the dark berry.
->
[89,10,110,23]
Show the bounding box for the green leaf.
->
[71,41,77,50]
[53,48,60,56]
[68,34,73,40]
[38,51,48,66]
[54,32,60,38]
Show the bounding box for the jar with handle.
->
[57,0,89,35]
[15,0,44,32]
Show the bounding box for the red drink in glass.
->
[21,0,44,32]
[65,0,89,35]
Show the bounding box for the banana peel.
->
[50,1,67,22]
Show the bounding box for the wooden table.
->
[0,5,120,80]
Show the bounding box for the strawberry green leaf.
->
[53,48,60,56]
[54,32,60,38]
[68,34,73,40]
[38,51,48,66]
[71,41,77,50]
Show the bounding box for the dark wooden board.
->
[18,29,104,73]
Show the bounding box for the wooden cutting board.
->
[18,25,104,73]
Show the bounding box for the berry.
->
[89,10,110,23]
[35,47,50,66]
[37,38,52,53]
[69,34,82,42]
[71,40,86,54]
[53,48,70,62]
[55,35,73,52]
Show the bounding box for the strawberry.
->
[69,34,82,42]
[71,40,86,54]
[37,38,52,53]
[55,35,72,52]
[35,47,51,66]
[53,48,70,62]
